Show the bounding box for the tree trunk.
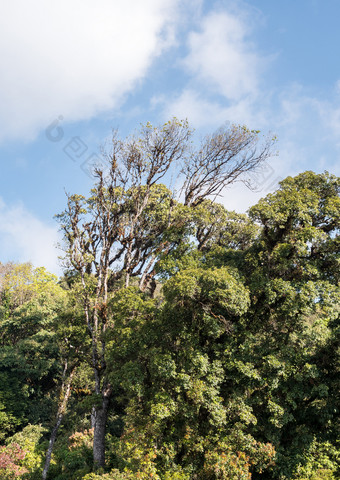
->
[42,366,75,480]
[42,414,63,480]
[93,393,110,469]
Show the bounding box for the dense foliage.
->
[0,122,339,480]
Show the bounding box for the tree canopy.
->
[0,120,339,480]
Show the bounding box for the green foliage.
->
[6,424,47,478]
[163,266,250,318]
[202,445,252,480]
[50,429,94,480]
[274,439,339,480]
[1,171,339,479]
[0,263,65,313]
[0,266,67,437]
[81,470,134,480]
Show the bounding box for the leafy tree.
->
[102,269,275,479]
[0,264,66,437]
[2,169,338,480]
[101,171,339,479]
[0,263,88,479]
[6,424,47,479]
[240,171,340,478]
[56,118,274,468]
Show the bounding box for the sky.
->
[0,0,339,274]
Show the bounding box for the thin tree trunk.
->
[42,415,63,480]
[93,391,110,469]
[42,366,75,480]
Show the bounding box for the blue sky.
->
[0,0,339,273]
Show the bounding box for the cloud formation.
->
[157,4,268,131]
[182,10,262,101]
[0,199,60,274]
[161,88,268,129]
[0,0,178,142]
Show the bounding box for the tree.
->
[1,170,338,479]
[242,171,340,478]
[102,255,275,478]
[0,263,66,438]
[56,118,275,468]
[41,307,86,480]
[0,262,86,479]
[104,171,339,479]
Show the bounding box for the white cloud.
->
[154,4,270,130]
[155,3,340,211]
[0,199,60,274]
[160,88,268,129]
[0,0,179,142]
[221,182,266,213]
[182,9,263,101]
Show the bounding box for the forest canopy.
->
[0,120,339,480]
